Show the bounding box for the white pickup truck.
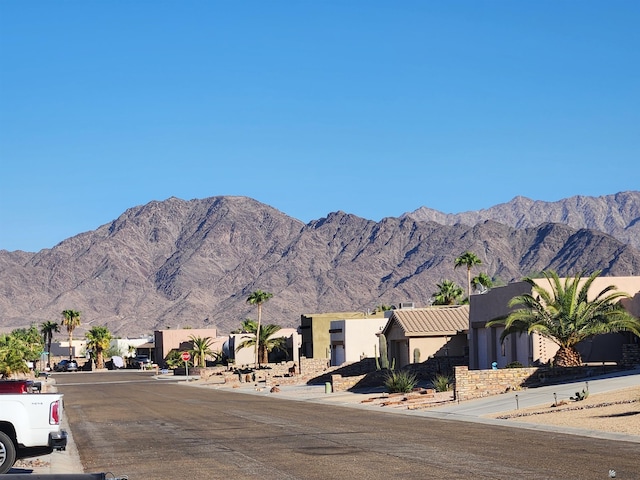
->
[0,380,68,474]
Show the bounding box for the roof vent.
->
[399,302,415,309]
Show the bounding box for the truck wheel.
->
[0,431,17,474]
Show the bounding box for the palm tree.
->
[0,333,31,378]
[231,318,256,334]
[61,310,81,360]
[487,270,640,367]
[432,280,464,305]
[189,335,215,368]
[374,305,394,313]
[471,273,493,293]
[235,321,286,365]
[40,321,60,369]
[246,290,273,368]
[85,326,112,369]
[454,251,482,300]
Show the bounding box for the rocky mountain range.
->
[1,191,639,337]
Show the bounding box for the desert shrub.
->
[431,374,453,392]
[504,361,524,368]
[570,388,589,401]
[384,370,418,393]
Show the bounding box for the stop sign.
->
[181,352,191,362]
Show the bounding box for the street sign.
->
[181,352,191,362]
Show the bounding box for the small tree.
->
[0,328,41,378]
[189,335,215,368]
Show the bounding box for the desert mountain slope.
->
[1,194,639,337]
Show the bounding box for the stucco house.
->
[329,316,391,366]
[154,328,225,366]
[382,305,469,368]
[300,310,387,360]
[225,328,301,367]
[110,337,154,359]
[469,276,640,370]
[50,339,87,360]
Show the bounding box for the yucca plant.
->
[384,370,418,393]
[431,374,453,392]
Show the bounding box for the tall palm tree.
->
[471,273,493,293]
[246,290,273,368]
[189,335,215,368]
[85,326,112,369]
[61,310,81,360]
[40,320,60,369]
[235,321,286,365]
[454,251,482,300]
[487,270,640,367]
[432,280,464,305]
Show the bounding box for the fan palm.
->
[454,251,482,300]
[85,326,112,369]
[246,290,273,368]
[189,335,216,368]
[61,309,81,359]
[235,321,286,366]
[40,321,60,369]
[432,280,464,305]
[471,273,493,293]
[487,270,640,367]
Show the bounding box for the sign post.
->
[181,352,191,381]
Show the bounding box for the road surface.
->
[56,371,639,479]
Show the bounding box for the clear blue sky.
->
[1,1,638,252]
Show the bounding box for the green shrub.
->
[570,388,589,401]
[384,370,418,393]
[504,361,524,368]
[430,374,453,392]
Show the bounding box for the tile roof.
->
[386,305,469,337]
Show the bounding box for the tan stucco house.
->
[300,310,387,360]
[329,316,391,366]
[382,305,469,368]
[226,327,301,366]
[469,276,640,370]
[154,328,225,366]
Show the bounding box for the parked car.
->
[130,356,152,369]
[54,360,78,372]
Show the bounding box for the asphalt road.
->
[56,371,640,480]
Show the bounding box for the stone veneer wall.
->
[454,365,539,401]
[212,357,334,386]
[331,373,366,392]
